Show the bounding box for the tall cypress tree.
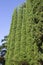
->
[13,7,23,65]
[26,0,34,64]
[33,0,43,64]
[5,9,17,65]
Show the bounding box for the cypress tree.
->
[26,0,43,65]
[26,0,34,64]
[12,7,23,65]
[20,7,26,61]
[5,9,17,65]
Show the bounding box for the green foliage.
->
[5,9,17,65]
[20,8,26,61]
[5,0,43,65]
[13,7,23,65]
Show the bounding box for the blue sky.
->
[0,0,25,45]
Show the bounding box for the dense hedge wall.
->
[5,0,43,65]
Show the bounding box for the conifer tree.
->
[5,9,17,65]
[13,7,23,64]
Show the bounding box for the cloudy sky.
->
[0,0,25,45]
